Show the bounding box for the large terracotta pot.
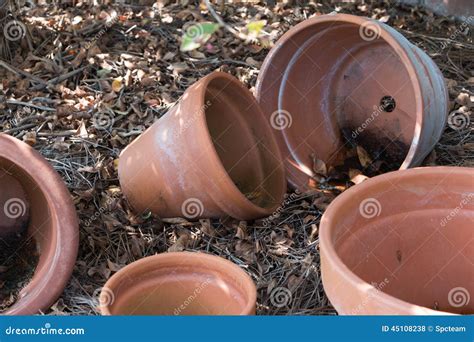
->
[0,134,79,315]
[320,166,473,315]
[119,71,286,220]
[100,252,257,315]
[256,14,448,191]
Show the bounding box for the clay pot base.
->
[257,14,447,191]
[321,167,473,315]
[101,252,256,315]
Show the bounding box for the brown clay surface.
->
[119,72,286,220]
[256,14,448,191]
[101,252,257,315]
[0,134,79,315]
[321,166,473,315]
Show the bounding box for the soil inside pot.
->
[339,127,410,176]
[0,232,39,312]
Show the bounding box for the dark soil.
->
[340,127,410,177]
[0,233,39,312]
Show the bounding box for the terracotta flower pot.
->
[256,14,448,191]
[119,71,286,220]
[100,252,257,315]
[320,166,473,315]
[0,134,79,315]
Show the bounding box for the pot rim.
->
[0,134,79,315]
[256,13,427,187]
[100,251,257,315]
[192,71,286,215]
[320,166,472,315]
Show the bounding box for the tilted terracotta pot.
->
[320,166,473,315]
[256,14,448,191]
[119,71,286,220]
[100,252,257,315]
[0,134,79,315]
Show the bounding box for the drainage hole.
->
[380,96,396,112]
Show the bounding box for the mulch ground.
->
[0,0,472,315]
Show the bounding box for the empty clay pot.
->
[119,71,286,220]
[256,14,448,191]
[320,166,473,315]
[100,252,257,315]
[0,134,79,315]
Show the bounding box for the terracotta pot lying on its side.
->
[119,71,286,220]
[100,252,257,315]
[256,14,448,191]
[320,166,473,315]
[0,134,79,315]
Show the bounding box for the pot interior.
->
[106,265,252,315]
[332,172,473,314]
[0,157,52,311]
[204,77,283,210]
[278,21,417,177]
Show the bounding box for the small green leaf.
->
[180,22,219,52]
[246,20,266,36]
